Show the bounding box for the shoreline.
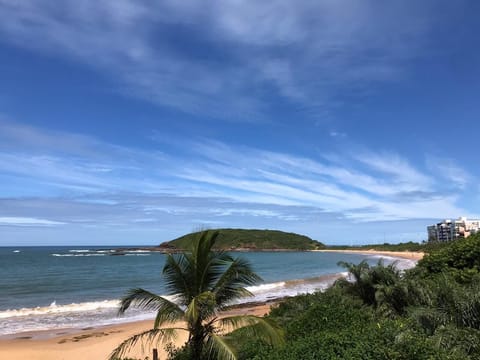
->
[314,249,424,260]
[0,299,279,341]
[0,301,274,360]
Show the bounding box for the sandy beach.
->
[315,249,425,261]
[0,303,272,360]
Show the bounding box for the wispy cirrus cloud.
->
[0,0,441,120]
[426,156,472,190]
[0,216,65,226]
[1,119,477,245]
[0,120,473,230]
[353,151,433,190]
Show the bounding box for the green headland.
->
[159,228,325,251]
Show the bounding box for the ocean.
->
[0,246,416,336]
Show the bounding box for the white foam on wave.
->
[69,249,91,253]
[0,300,120,319]
[51,253,106,257]
[239,273,346,304]
[0,294,181,335]
[364,254,417,271]
[0,308,156,336]
[247,281,286,294]
[366,254,402,262]
[394,259,417,271]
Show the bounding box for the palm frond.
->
[205,333,237,360]
[163,253,192,302]
[198,251,230,293]
[217,315,285,347]
[337,260,370,283]
[193,231,221,293]
[214,257,261,306]
[119,288,183,317]
[185,291,216,324]
[152,298,185,329]
[108,327,186,360]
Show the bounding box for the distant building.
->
[428,217,480,242]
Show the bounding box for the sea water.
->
[0,246,416,336]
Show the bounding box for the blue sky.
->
[0,1,479,246]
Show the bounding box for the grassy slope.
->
[162,229,325,251]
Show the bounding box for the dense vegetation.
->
[162,229,324,251]
[326,240,449,253]
[230,232,480,359]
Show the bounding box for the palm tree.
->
[336,260,375,305]
[336,259,415,315]
[109,230,283,360]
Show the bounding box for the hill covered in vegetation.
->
[160,229,324,251]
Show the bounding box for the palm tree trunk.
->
[190,335,204,359]
[189,322,205,360]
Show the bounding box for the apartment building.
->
[428,217,480,242]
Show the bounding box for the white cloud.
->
[329,131,346,138]
[353,151,432,190]
[0,0,437,119]
[0,217,66,226]
[426,156,472,189]
[0,120,476,234]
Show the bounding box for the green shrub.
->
[237,290,455,359]
[418,233,480,275]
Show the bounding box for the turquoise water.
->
[0,246,414,335]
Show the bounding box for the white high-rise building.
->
[427,217,480,242]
